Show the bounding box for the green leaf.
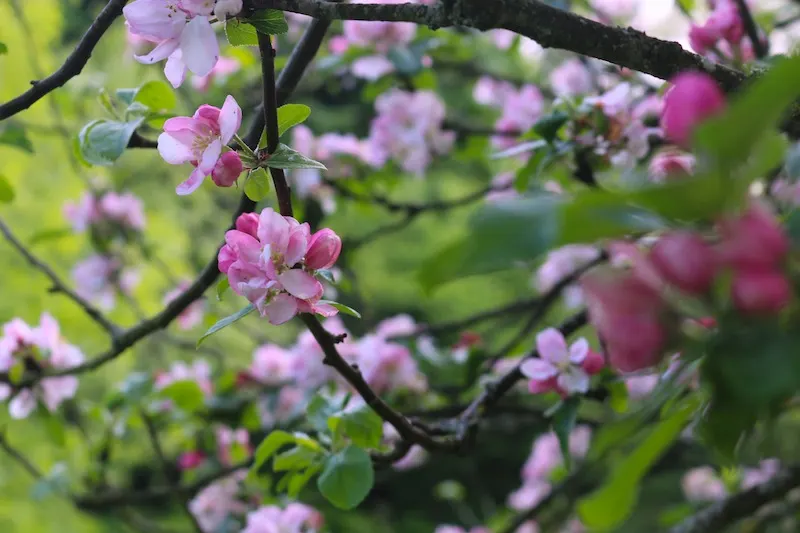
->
[329,404,383,448]
[317,300,361,319]
[265,144,327,170]
[197,303,255,346]
[244,168,271,201]
[307,394,340,434]
[273,446,320,472]
[216,277,230,301]
[552,397,580,471]
[578,396,699,530]
[277,104,311,136]
[0,122,34,153]
[225,20,259,46]
[387,46,423,75]
[0,42,7,55]
[608,381,629,414]
[288,465,322,498]
[0,175,14,203]
[693,53,800,165]
[133,80,176,111]
[78,118,144,166]
[317,445,374,510]
[158,380,205,412]
[248,9,289,35]
[252,430,296,472]
[533,111,569,143]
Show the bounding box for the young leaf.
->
[248,9,289,35]
[0,42,7,55]
[277,104,312,136]
[244,168,271,201]
[288,465,322,498]
[216,277,230,301]
[28,228,73,246]
[273,446,320,472]
[0,175,14,203]
[252,430,296,472]
[329,404,383,448]
[307,394,340,434]
[197,303,256,346]
[157,380,205,412]
[78,118,144,166]
[317,300,361,319]
[264,144,327,170]
[0,122,34,153]
[133,80,176,111]
[225,20,259,46]
[317,445,374,510]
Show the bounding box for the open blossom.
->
[189,471,248,533]
[335,0,415,52]
[534,245,601,308]
[0,314,83,419]
[492,85,545,150]
[549,59,593,98]
[661,72,725,148]
[72,255,140,311]
[219,208,342,325]
[123,0,220,88]
[521,329,604,396]
[473,77,517,107]
[216,426,251,466]
[241,503,323,533]
[158,95,243,195]
[366,89,455,175]
[64,190,146,233]
[649,149,695,182]
[163,281,206,330]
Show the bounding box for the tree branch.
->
[0,431,44,479]
[733,0,767,58]
[0,0,127,120]
[0,218,120,336]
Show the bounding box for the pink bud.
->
[581,349,605,375]
[305,228,342,270]
[731,269,792,315]
[661,72,726,148]
[650,231,718,295]
[605,317,667,373]
[218,244,236,274]
[235,212,259,239]
[689,24,721,55]
[718,203,789,270]
[211,151,243,187]
[178,451,206,470]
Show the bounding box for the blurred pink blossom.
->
[163,281,205,330]
[72,254,140,311]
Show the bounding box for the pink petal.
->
[176,167,207,195]
[278,270,323,300]
[569,338,589,364]
[224,229,261,264]
[163,116,203,134]
[179,17,219,77]
[158,132,194,164]
[164,49,187,88]
[9,390,36,419]
[262,294,298,325]
[536,328,569,365]
[218,95,242,144]
[556,368,590,394]
[134,38,179,64]
[258,208,290,254]
[311,302,339,317]
[520,358,559,381]
[198,138,222,174]
[285,227,309,267]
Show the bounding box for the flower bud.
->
[649,231,717,295]
[605,317,667,373]
[178,451,206,470]
[235,212,259,239]
[211,151,243,187]
[661,71,725,147]
[581,349,606,375]
[731,268,792,315]
[718,203,789,270]
[305,228,342,270]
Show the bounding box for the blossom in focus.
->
[661,71,725,148]
[158,95,243,195]
[366,89,455,175]
[72,254,140,311]
[123,0,220,88]
[522,329,604,396]
[0,314,83,419]
[163,281,206,330]
[64,190,146,233]
[220,208,342,324]
[241,503,324,533]
[191,56,241,92]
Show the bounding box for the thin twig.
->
[0,431,44,479]
[733,0,767,58]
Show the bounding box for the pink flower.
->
[521,329,603,396]
[216,426,251,466]
[649,231,718,295]
[249,344,294,386]
[473,77,516,107]
[435,527,491,533]
[178,450,207,470]
[375,314,417,338]
[163,281,205,330]
[549,59,593,98]
[211,151,244,187]
[689,0,745,56]
[123,0,220,88]
[305,228,342,270]
[242,504,323,533]
[189,471,248,532]
[535,245,601,309]
[661,72,726,148]
[154,359,214,398]
[338,0,416,54]
[717,203,789,270]
[72,255,139,311]
[64,191,146,233]
[492,85,544,150]
[213,0,242,20]
[649,149,695,182]
[191,56,241,92]
[682,467,727,502]
[158,95,243,195]
[731,269,792,315]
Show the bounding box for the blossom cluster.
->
[72,254,140,311]
[0,315,83,419]
[689,0,762,64]
[218,208,343,324]
[682,460,780,503]
[520,328,605,396]
[64,190,146,234]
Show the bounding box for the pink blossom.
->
[155,359,214,397]
[211,151,244,187]
[367,89,455,175]
[178,450,207,470]
[649,149,695,182]
[661,72,726,148]
[305,228,342,270]
[216,426,251,466]
[682,467,727,502]
[123,0,220,88]
[492,85,545,150]
[770,178,800,207]
[72,255,139,311]
[717,203,789,271]
[508,480,552,511]
[339,0,415,53]
[549,59,593,98]
[213,0,242,20]
[163,281,205,330]
[375,314,417,338]
[485,172,519,203]
[473,76,516,107]
[521,329,603,395]
[249,344,295,386]
[731,269,791,315]
[0,314,83,419]
[158,95,243,195]
[189,471,248,532]
[625,374,659,399]
[649,231,718,295]
[741,459,780,490]
[242,503,323,533]
[535,245,601,309]
[522,428,592,481]
[348,334,427,393]
[191,56,241,92]
[350,55,397,81]
[689,0,745,56]
[64,191,146,233]
[393,444,428,470]
[591,0,639,19]
[435,527,491,533]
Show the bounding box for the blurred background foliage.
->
[0,1,710,532]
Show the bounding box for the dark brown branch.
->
[670,466,800,533]
[0,0,127,120]
[733,0,767,58]
[0,218,119,336]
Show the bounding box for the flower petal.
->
[258,208,290,253]
[556,368,590,394]
[179,17,219,77]
[198,138,222,174]
[176,167,207,195]
[9,389,36,419]
[278,270,323,300]
[569,338,589,364]
[262,294,298,325]
[218,95,242,144]
[520,358,559,381]
[164,49,187,88]
[536,328,569,364]
[158,132,194,164]
[134,38,179,64]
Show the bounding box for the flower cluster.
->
[72,254,140,311]
[158,96,244,195]
[366,89,455,175]
[0,314,83,419]
[241,503,323,533]
[521,328,605,396]
[64,190,146,234]
[219,209,342,324]
[189,470,249,532]
[682,460,780,502]
[163,281,206,330]
[689,0,762,64]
